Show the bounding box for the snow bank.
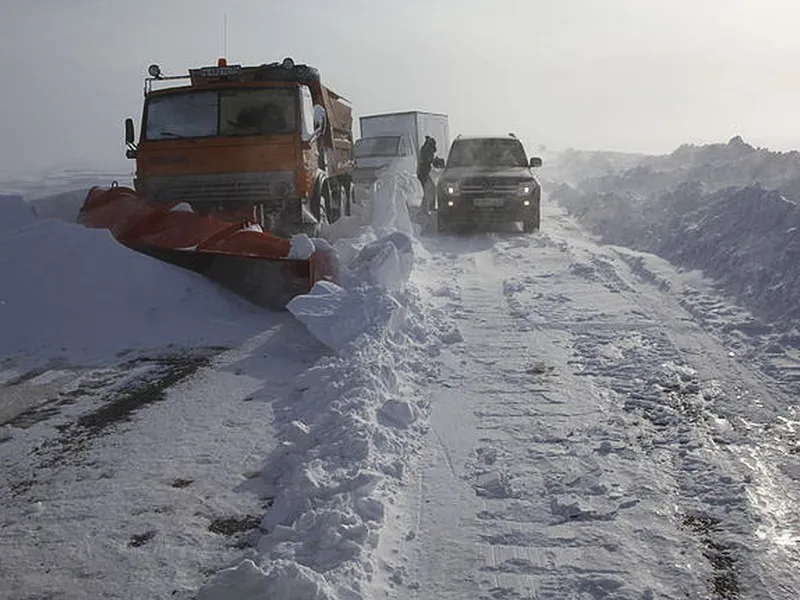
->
[198,291,444,599]
[288,170,423,351]
[0,209,272,368]
[0,194,36,234]
[549,138,800,326]
[1,166,447,599]
[287,233,413,350]
[28,188,91,223]
[197,559,337,600]
[198,169,450,599]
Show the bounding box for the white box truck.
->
[352,111,449,211]
[353,111,449,181]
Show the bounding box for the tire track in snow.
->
[407,229,710,600]
[405,206,800,600]
[496,223,800,599]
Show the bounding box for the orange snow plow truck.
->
[79,57,355,309]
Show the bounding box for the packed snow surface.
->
[0,193,36,233]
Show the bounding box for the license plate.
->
[474,198,505,207]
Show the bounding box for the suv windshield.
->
[354,136,401,158]
[144,88,298,140]
[446,139,528,168]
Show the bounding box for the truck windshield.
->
[145,88,298,140]
[353,136,401,158]
[446,139,528,168]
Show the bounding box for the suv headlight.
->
[517,181,536,195]
[441,181,460,196]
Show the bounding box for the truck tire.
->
[328,181,343,223]
[309,178,331,237]
[343,181,352,217]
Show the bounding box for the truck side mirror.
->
[125,118,136,146]
[530,156,543,168]
[124,118,137,159]
[433,157,445,169]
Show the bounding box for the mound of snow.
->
[197,559,337,600]
[0,194,36,234]
[288,233,316,259]
[198,294,443,599]
[28,188,92,223]
[1,165,450,600]
[551,142,800,326]
[0,215,272,367]
[289,170,422,351]
[198,160,451,600]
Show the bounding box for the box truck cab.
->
[352,133,418,181]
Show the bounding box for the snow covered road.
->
[1,318,326,599]
[3,181,800,600]
[375,204,800,600]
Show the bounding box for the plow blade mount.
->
[78,185,336,310]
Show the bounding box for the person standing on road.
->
[417,136,437,212]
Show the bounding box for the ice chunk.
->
[288,234,316,259]
[348,231,414,289]
[286,281,364,350]
[197,559,337,600]
[169,202,194,213]
[379,398,417,428]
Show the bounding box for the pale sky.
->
[2,0,800,174]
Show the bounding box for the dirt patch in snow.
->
[681,513,741,599]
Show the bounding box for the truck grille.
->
[142,172,297,205]
[459,178,519,196]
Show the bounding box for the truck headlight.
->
[517,181,536,195]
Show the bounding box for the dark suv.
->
[435,135,542,233]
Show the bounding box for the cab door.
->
[299,85,319,200]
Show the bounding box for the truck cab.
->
[123,58,354,237]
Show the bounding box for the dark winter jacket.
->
[417,136,437,183]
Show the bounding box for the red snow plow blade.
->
[78,185,336,309]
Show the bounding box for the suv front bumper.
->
[437,195,539,225]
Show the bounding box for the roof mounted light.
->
[218,57,228,66]
[147,64,162,78]
[281,57,295,69]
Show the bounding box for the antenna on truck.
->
[223,14,228,57]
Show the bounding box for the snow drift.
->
[548,137,800,327]
[0,168,425,366]
[287,168,423,351]
[0,213,275,368]
[193,169,449,599]
[0,193,36,234]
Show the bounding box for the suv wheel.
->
[523,213,540,233]
[437,213,449,233]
